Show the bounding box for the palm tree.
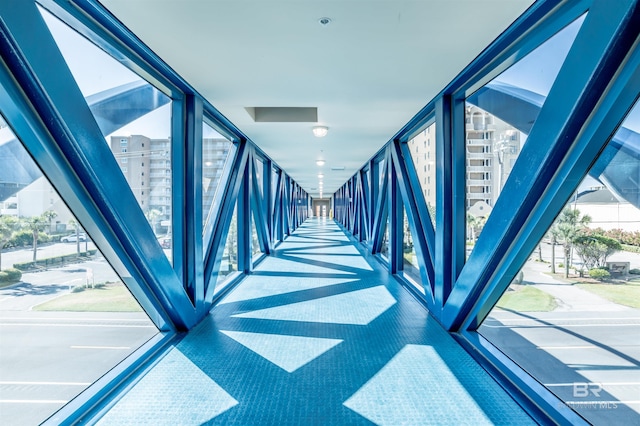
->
[552,207,591,278]
[548,226,559,274]
[0,215,20,270]
[68,218,81,255]
[24,212,55,262]
[145,208,162,234]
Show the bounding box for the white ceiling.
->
[100,0,535,198]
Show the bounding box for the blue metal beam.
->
[442,0,640,331]
[370,151,390,254]
[392,141,436,301]
[251,152,271,256]
[203,141,248,304]
[179,95,205,311]
[0,0,196,330]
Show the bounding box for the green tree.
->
[574,234,622,271]
[466,213,486,242]
[0,215,20,270]
[552,207,591,278]
[145,208,162,234]
[23,212,54,262]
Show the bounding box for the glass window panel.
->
[478,101,640,425]
[203,123,232,229]
[215,202,238,292]
[0,117,157,425]
[40,7,174,263]
[402,207,424,294]
[271,167,278,212]
[378,158,387,189]
[380,218,389,260]
[362,169,370,243]
[407,122,437,228]
[254,158,265,199]
[251,211,261,262]
[465,16,585,257]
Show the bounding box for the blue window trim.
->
[2,0,639,424]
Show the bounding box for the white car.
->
[60,233,87,243]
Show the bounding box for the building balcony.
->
[466,152,492,159]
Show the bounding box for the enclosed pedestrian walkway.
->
[96,218,534,425]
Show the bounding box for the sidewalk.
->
[523,260,631,312]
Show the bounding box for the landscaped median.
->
[13,249,98,271]
[32,283,142,312]
[496,285,558,312]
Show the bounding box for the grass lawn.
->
[496,285,557,312]
[576,282,640,309]
[33,284,142,312]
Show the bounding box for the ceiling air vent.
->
[245,107,318,122]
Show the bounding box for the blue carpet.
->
[97,218,534,425]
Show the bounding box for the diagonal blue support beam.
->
[356,170,370,242]
[442,0,640,331]
[392,141,436,301]
[0,0,196,330]
[251,153,271,255]
[204,141,248,304]
[370,152,390,254]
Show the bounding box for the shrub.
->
[71,286,85,293]
[8,230,50,247]
[13,261,36,271]
[588,268,610,281]
[0,268,22,283]
[629,268,640,275]
[3,268,21,282]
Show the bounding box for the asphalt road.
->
[482,310,640,425]
[0,249,158,425]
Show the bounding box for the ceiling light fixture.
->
[312,126,328,138]
[316,160,325,166]
[318,173,324,178]
[318,17,332,26]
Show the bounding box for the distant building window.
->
[122,167,127,172]
[121,158,127,163]
[141,162,144,167]
[120,138,127,146]
[121,148,127,153]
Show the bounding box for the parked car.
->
[60,233,87,243]
[159,236,171,249]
